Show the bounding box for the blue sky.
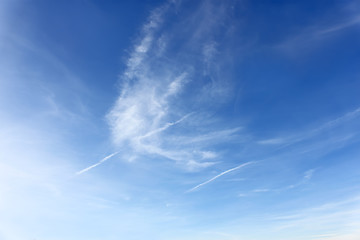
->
[1,0,360,239]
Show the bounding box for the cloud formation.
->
[106,0,239,171]
[187,162,254,192]
[76,152,119,175]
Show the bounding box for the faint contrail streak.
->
[76,152,119,175]
[187,162,254,192]
[138,113,192,140]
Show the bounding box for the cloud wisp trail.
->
[137,113,192,140]
[187,161,254,192]
[252,169,316,194]
[76,152,119,175]
[105,0,240,171]
[259,106,360,149]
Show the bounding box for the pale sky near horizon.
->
[1,0,360,239]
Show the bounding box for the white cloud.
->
[258,107,360,150]
[187,162,254,192]
[124,4,170,79]
[317,15,360,35]
[76,152,119,175]
[199,151,218,159]
[250,168,316,194]
[276,10,360,55]
[304,169,315,180]
[257,138,285,145]
[106,0,243,171]
[253,189,271,193]
[270,195,360,232]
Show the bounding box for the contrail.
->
[187,161,254,192]
[76,152,119,175]
[138,113,192,140]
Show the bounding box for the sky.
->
[0,0,360,239]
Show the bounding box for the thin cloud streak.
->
[270,195,360,232]
[276,10,360,56]
[318,15,360,35]
[137,113,192,140]
[259,106,360,149]
[187,161,254,192]
[76,152,119,175]
[252,169,316,194]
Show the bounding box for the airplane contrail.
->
[76,152,119,175]
[187,161,254,192]
[138,113,192,140]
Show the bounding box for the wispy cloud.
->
[253,188,271,193]
[106,0,241,171]
[76,152,119,175]
[124,3,172,80]
[258,107,360,149]
[137,113,192,140]
[257,138,285,145]
[303,169,315,180]
[187,162,254,192]
[276,7,360,54]
[251,168,316,194]
[270,195,360,234]
[317,15,360,35]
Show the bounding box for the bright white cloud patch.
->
[106,0,242,171]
